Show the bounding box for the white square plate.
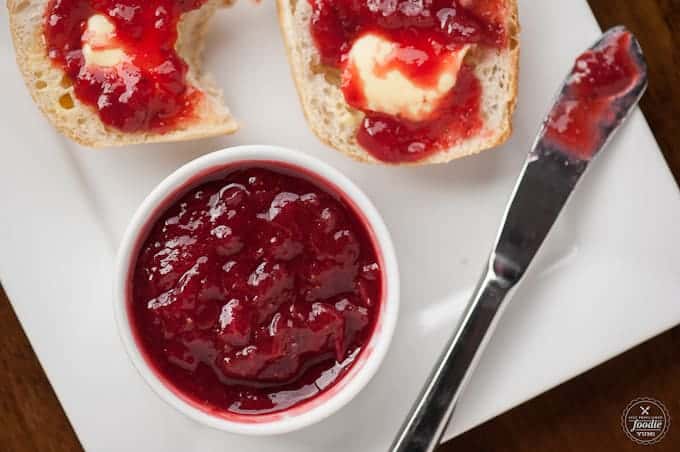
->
[1,1,679,450]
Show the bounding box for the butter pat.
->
[345,33,469,121]
[81,14,127,67]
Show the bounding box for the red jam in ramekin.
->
[128,164,384,416]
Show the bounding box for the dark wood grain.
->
[1,1,679,451]
[0,287,82,452]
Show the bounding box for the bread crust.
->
[7,0,238,148]
[275,0,520,165]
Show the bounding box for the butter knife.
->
[390,26,648,452]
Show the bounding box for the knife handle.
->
[389,261,515,452]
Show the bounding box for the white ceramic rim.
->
[113,145,399,435]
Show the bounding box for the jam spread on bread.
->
[309,0,508,163]
[545,30,643,160]
[44,0,206,133]
[131,167,382,415]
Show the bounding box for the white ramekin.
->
[113,145,399,435]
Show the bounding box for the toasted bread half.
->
[7,0,238,147]
[276,0,520,165]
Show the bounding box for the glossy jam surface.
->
[545,30,642,160]
[131,167,382,415]
[309,0,507,163]
[309,0,507,67]
[44,0,204,132]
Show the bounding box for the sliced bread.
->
[7,0,238,147]
[276,0,520,165]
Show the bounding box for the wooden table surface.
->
[1,1,679,450]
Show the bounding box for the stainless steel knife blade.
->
[390,26,648,452]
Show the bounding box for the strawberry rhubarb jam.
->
[130,166,382,415]
[44,0,205,132]
[545,29,644,160]
[309,0,508,163]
